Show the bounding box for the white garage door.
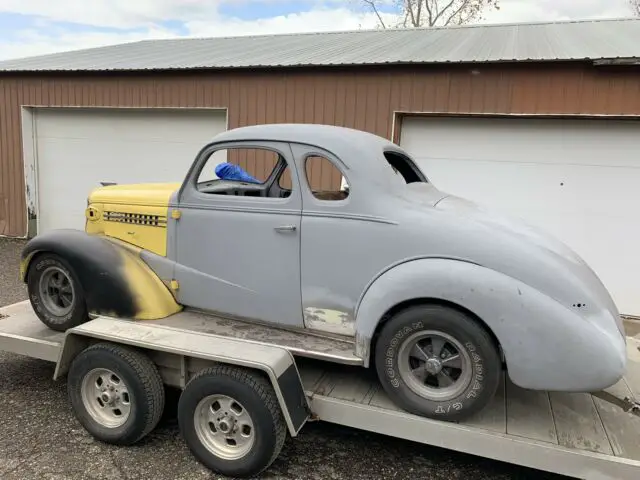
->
[400,116,640,316]
[33,107,227,233]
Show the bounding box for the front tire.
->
[178,365,287,478]
[374,305,501,422]
[27,252,89,331]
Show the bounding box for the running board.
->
[128,310,363,366]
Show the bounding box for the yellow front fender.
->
[106,237,183,320]
[21,230,182,321]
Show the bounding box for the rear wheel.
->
[374,305,501,422]
[27,253,89,331]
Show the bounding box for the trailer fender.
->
[21,229,182,320]
[54,318,310,436]
[354,258,625,391]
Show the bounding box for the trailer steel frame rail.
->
[1,301,639,480]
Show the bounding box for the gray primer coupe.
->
[22,123,628,421]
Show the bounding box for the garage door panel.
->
[402,117,640,168]
[418,159,640,216]
[34,108,226,234]
[400,116,640,316]
[36,109,223,143]
[37,137,204,183]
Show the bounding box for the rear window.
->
[384,151,427,184]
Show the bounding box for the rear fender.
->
[354,258,625,391]
[21,229,182,320]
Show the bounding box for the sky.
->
[0,0,636,61]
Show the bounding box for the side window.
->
[279,168,292,190]
[196,147,292,198]
[305,155,349,201]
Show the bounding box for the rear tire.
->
[374,305,501,422]
[27,252,89,331]
[178,365,287,478]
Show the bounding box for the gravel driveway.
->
[0,237,28,306]
[0,237,563,480]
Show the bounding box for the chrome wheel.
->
[398,330,473,401]
[81,368,131,428]
[194,394,255,460]
[38,266,74,317]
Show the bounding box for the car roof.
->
[210,123,392,149]
[208,123,407,184]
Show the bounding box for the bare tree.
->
[630,0,640,17]
[361,0,499,28]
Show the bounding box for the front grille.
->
[104,211,167,227]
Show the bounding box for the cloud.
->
[186,7,394,37]
[0,0,224,28]
[481,0,632,23]
[0,27,178,61]
[0,0,635,61]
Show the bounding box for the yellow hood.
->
[85,183,180,257]
[88,183,181,207]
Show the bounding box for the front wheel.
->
[27,252,89,331]
[374,305,501,422]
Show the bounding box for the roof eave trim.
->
[592,57,640,66]
[0,57,610,74]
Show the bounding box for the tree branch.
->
[424,0,435,26]
[402,0,415,27]
[363,0,388,28]
[444,0,473,26]
[432,0,459,25]
[360,0,499,29]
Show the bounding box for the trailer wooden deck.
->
[297,337,640,479]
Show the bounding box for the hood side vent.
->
[104,211,167,227]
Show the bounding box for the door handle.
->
[274,225,297,233]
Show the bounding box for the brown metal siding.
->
[1,63,640,237]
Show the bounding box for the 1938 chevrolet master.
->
[20,123,628,421]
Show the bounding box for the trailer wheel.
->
[67,343,165,445]
[27,252,89,332]
[178,365,287,478]
[375,305,501,422]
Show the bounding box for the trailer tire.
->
[178,365,287,478]
[375,304,501,422]
[27,252,89,332]
[67,343,165,445]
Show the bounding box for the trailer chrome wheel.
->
[375,304,501,422]
[68,343,165,445]
[178,365,286,478]
[398,331,473,402]
[81,368,131,428]
[194,394,255,460]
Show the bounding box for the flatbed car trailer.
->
[1,301,639,480]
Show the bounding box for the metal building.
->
[1,18,640,315]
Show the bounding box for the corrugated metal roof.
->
[1,18,639,72]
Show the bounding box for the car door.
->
[173,140,304,328]
[291,143,387,338]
